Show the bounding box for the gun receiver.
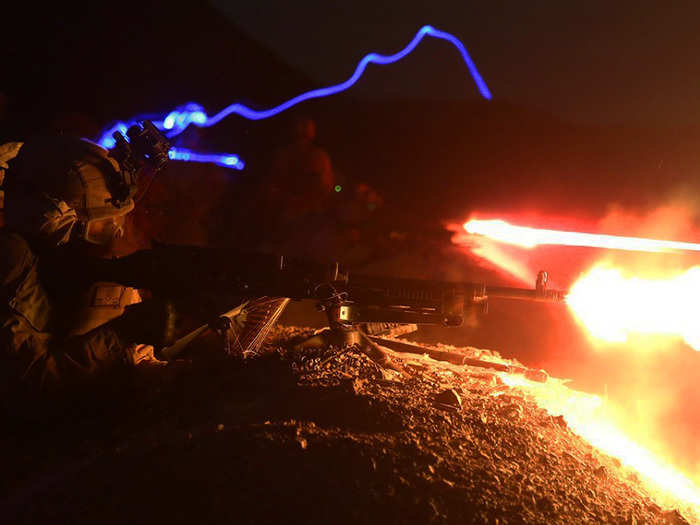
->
[336,274,486,326]
[329,269,566,329]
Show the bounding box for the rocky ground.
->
[1,326,694,525]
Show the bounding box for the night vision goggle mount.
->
[107,120,171,207]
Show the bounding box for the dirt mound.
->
[0,327,691,524]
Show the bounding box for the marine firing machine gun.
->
[93,245,566,373]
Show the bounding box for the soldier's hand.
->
[125,344,167,367]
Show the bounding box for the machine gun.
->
[91,245,566,371]
[290,269,565,375]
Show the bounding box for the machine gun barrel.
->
[485,286,567,303]
[486,270,566,303]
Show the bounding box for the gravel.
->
[0,325,694,525]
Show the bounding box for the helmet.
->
[4,121,169,248]
[4,136,135,246]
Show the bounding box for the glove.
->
[109,298,182,349]
[125,344,167,367]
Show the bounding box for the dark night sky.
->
[211,0,700,128]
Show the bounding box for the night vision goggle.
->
[107,120,171,207]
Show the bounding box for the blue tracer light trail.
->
[190,24,491,126]
[97,25,492,168]
[168,147,245,170]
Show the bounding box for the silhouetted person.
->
[261,117,337,258]
[267,116,334,220]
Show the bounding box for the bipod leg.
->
[356,330,403,373]
[290,327,402,372]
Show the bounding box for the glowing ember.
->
[464,219,700,253]
[500,373,700,519]
[567,265,700,350]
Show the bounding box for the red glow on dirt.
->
[450,204,700,517]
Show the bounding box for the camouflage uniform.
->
[0,137,160,395]
[0,230,133,391]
